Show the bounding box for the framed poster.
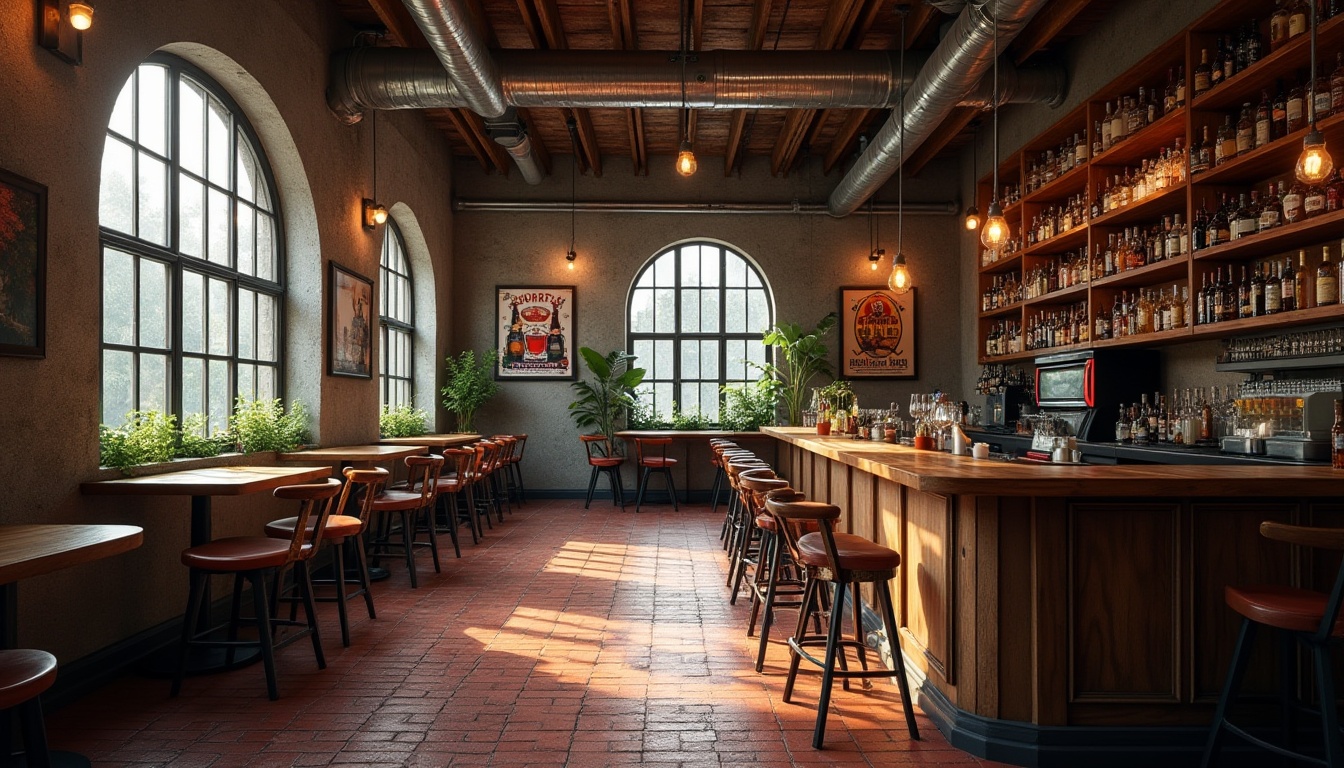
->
[839,286,916,379]
[328,262,374,378]
[0,169,46,358]
[496,286,576,380]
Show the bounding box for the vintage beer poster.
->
[839,287,916,379]
[496,286,577,380]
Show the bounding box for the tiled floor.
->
[49,498,1010,767]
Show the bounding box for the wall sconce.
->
[565,249,577,270]
[869,248,884,271]
[362,198,387,230]
[38,0,94,65]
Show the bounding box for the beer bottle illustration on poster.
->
[495,287,576,380]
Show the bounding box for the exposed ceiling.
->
[332,0,1111,179]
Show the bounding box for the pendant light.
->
[888,8,911,295]
[675,0,698,176]
[868,198,885,270]
[980,0,1010,251]
[566,116,580,268]
[361,110,388,230]
[1297,0,1335,184]
[964,120,982,231]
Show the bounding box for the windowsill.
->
[89,450,283,481]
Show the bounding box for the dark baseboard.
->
[528,489,726,505]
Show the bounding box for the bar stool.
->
[765,490,920,749]
[173,478,341,701]
[708,439,738,518]
[0,649,57,768]
[581,434,626,510]
[722,457,769,574]
[489,435,518,514]
[472,441,505,524]
[508,433,528,504]
[739,475,813,673]
[634,437,678,512]
[1202,521,1344,768]
[437,447,480,546]
[264,467,386,647]
[369,455,443,588]
[728,466,781,605]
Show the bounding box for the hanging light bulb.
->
[566,249,577,270]
[1298,0,1335,184]
[979,0,1010,252]
[964,205,982,231]
[870,247,884,271]
[67,2,94,30]
[677,139,698,176]
[981,201,1009,249]
[887,252,911,294]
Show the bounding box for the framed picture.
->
[328,262,374,378]
[0,169,47,358]
[839,286,916,379]
[496,285,576,380]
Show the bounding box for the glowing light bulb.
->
[887,253,910,295]
[964,205,981,231]
[980,201,1009,250]
[676,140,697,176]
[68,2,94,31]
[371,205,388,225]
[1297,130,1335,184]
[566,249,577,270]
[869,247,884,272]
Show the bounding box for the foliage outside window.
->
[380,220,414,410]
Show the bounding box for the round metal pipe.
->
[453,199,958,215]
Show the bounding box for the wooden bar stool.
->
[369,455,443,588]
[264,467,386,647]
[437,447,480,546]
[708,439,738,518]
[173,478,341,701]
[0,649,57,768]
[508,433,528,504]
[765,490,920,749]
[1202,521,1344,768]
[722,457,769,570]
[728,466,780,606]
[739,477,814,673]
[581,434,626,510]
[634,437,678,512]
[489,435,518,514]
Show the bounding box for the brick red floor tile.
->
[46,499,995,766]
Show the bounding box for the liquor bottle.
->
[1333,399,1344,469]
[1216,115,1238,164]
[1318,244,1340,305]
[1194,49,1213,95]
[1200,388,1215,442]
[1251,263,1266,316]
[1211,268,1227,322]
[1112,97,1128,145]
[1147,392,1161,442]
[1212,39,1228,89]
[1246,20,1264,65]
[505,305,525,364]
[1273,79,1289,138]
[1273,0,1292,49]
[546,302,566,362]
[1197,272,1210,324]
[1288,79,1307,132]
[1101,103,1114,150]
[1283,178,1306,222]
[1116,405,1132,444]
[1132,401,1150,443]
[1176,212,1189,254]
[1231,192,1257,239]
[1235,103,1255,155]
[1210,194,1232,244]
[1221,266,1237,321]
[1164,67,1178,114]
[1238,266,1252,318]
[1333,52,1344,112]
[1290,0,1311,39]
[1299,249,1312,309]
[1177,285,1190,327]
[1314,67,1334,123]
[1259,182,1283,232]
[1305,181,1328,218]
[1254,90,1273,148]
[1177,65,1187,107]
[1281,255,1297,312]
[1329,169,1344,211]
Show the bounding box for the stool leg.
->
[784,578,820,704]
[877,579,919,740]
[635,468,650,513]
[354,533,376,620]
[665,469,678,510]
[332,536,351,647]
[400,510,419,588]
[606,468,621,508]
[756,532,785,673]
[1201,619,1258,768]
[615,469,627,511]
[453,490,478,545]
[246,570,280,701]
[172,569,209,697]
[729,524,756,606]
[229,572,246,664]
[813,580,848,749]
[852,583,871,674]
[515,462,527,504]
[747,530,770,637]
[423,505,442,573]
[1279,630,1297,759]
[1314,643,1343,767]
[296,561,326,669]
[18,697,50,768]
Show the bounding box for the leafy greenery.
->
[99,410,179,473]
[759,312,837,426]
[441,350,499,433]
[231,398,311,453]
[669,402,711,430]
[818,380,855,412]
[178,413,231,459]
[569,347,645,451]
[626,398,666,430]
[720,377,780,431]
[380,404,430,437]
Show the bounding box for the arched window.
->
[379,220,414,409]
[99,55,283,433]
[627,241,773,422]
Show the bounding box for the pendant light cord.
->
[991,0,998,205]
[1310,0,1319,130]
[567,117,579,251]
[897,9,905,257]
[680,0,688,143]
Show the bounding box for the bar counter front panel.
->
[763,427,1344,766]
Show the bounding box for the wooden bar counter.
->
[763,426,1344,767]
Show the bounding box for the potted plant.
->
[441,349,500,433]
[568,347,645,453]
[759,313,837,426]
[719,376,780,432]
[231,398,311,453]
[380,404,430,438]
[818,381,855,435]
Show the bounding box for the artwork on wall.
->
[328,262,374,378]
[839,286,916,379]
[496,285,576,380]
[0,169,46,358]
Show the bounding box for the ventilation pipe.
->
[484,109,544,185]
[827,0,1048,216]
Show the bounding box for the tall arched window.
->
[99,55,284,433]
[379,220,414,409]
[627,241,773,422]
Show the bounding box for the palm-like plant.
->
[759,312,838,426]
[569,347,646,453]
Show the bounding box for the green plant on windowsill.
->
[669,402,711,431]
[626,398,668,430]
[442,349,500,433]
[720,376,780,432]
[380,404,430,438]
[99,410,179,473]
[231,397,311,454]
[569,347,646,452]
[178,413,232,459]
[759,312,837,426]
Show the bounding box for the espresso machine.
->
[1032,349,1160,443]
[1222,381,1341,461]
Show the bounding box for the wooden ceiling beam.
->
[904,2,938,49]
[461,110,512,175]
[519,0,600,175]
[723,0,772,176]
[1011,0,1090,65]
[771,109,816,176]
[609,0,646,175]
[363,0,422,47]
[771,0,864,177]
[438,108,496,173]
[823,108,875,175]
[905,105,979,177]
[569,108,604,177]
[724,110,749,176]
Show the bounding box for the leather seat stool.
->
[0,649,57,768]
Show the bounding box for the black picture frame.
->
[0,168,47,359]
[495,285,577,381]
[838,286,916,379]
[328,262,374,378]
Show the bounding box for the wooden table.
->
[279,444,426,468]
[379,433,480,450]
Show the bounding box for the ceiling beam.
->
[771,0,865,177]
[520,0,601,176]
[1011,0,1089,65]
[363,0,421,47]
[515,107,552,176]
[904,2,938,48]
[904,105,979,177]
[609,0,646,175]
[568,107,603,177]
[823,108,876,175]
[723,0,772,176]
[438,109,501,174]
[627,109,648,175]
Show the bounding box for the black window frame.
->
[379,219,415,410]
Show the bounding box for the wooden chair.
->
[507,433,528,504]
[718,450,761,549]
[437,447,480,547]
[173,478,341,700]
[1202,522,1344,768]
[738,472,812,673]
[633,437,678,512]
[728,466,780,606]
[708,439,739,521]
[472,441,506,524]
[581,434,626,510]
[764,490,920,749]
[491,435,522,507]
[0,649,58,768]
[369,455,443,588]
[264,467,386,647]
[722,456,769,571]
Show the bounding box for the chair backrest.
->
[403,454,445,505]
[581,433,616,459]
[273,478,343,563]
[473,441,499,478]
[491,435,517,464]
[338,466,389,522]
[738,471,789,515]
[736,466,778,513]
[1261,522,1344,641]
[511,433,528,461]
[635,437,672,465]
[442,447,475,482]
[764,490,842,572]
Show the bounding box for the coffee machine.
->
[1033,349,1160,442]
[980,386,1031,432]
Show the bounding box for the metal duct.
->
[827,0,1049,216]
[400,0,506,118]
[927,0,969,12]
[455,199,958,215]
[328,47,1062,118]
[484,109,544,185]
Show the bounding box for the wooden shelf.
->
[1190,301,1344,339]
[979,349,1036,365]
[1091,254,1191,290]
[1023,163,1089,204]
[1024,282,1089,306]
[1090,108,1188,170]
[1191,13,1344,112]
[1089,182,1189,229]
[1023,225,1088,257]
[979,251,1024,275]
[1021,340,1091,357]
[1092,325,1194,348]
[979,302,1024,320]
[1192,207,1344,262]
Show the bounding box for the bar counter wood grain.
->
[762,426,1344,765]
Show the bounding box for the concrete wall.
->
[0,0,454,660]
[957,0,1248,394]
[452,154,965,493]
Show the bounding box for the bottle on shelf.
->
[1235,102,1254,155]
[1288,78,1306,132]
[1272,0,1291,51]
[1194,49,1212,96]
[1116,405,1132,444]
[1265,261,1283,314]
[1318,244,1339,305]
[1333,399,1344,469]
[1282,255,1298,312]
[1305,179,1328,218]
[1333,52,1344,112]
[1283,178,1306,223]
[1298,248,1311,309]
[1289,0,1311,40]
[1273,79,1288,138]
[1255,90,1273,148]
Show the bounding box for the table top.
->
[614,430,773,439]
[0,524,143,585]
[379,433,480,448]
[278,444,426,463]
[81,465,332,497]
